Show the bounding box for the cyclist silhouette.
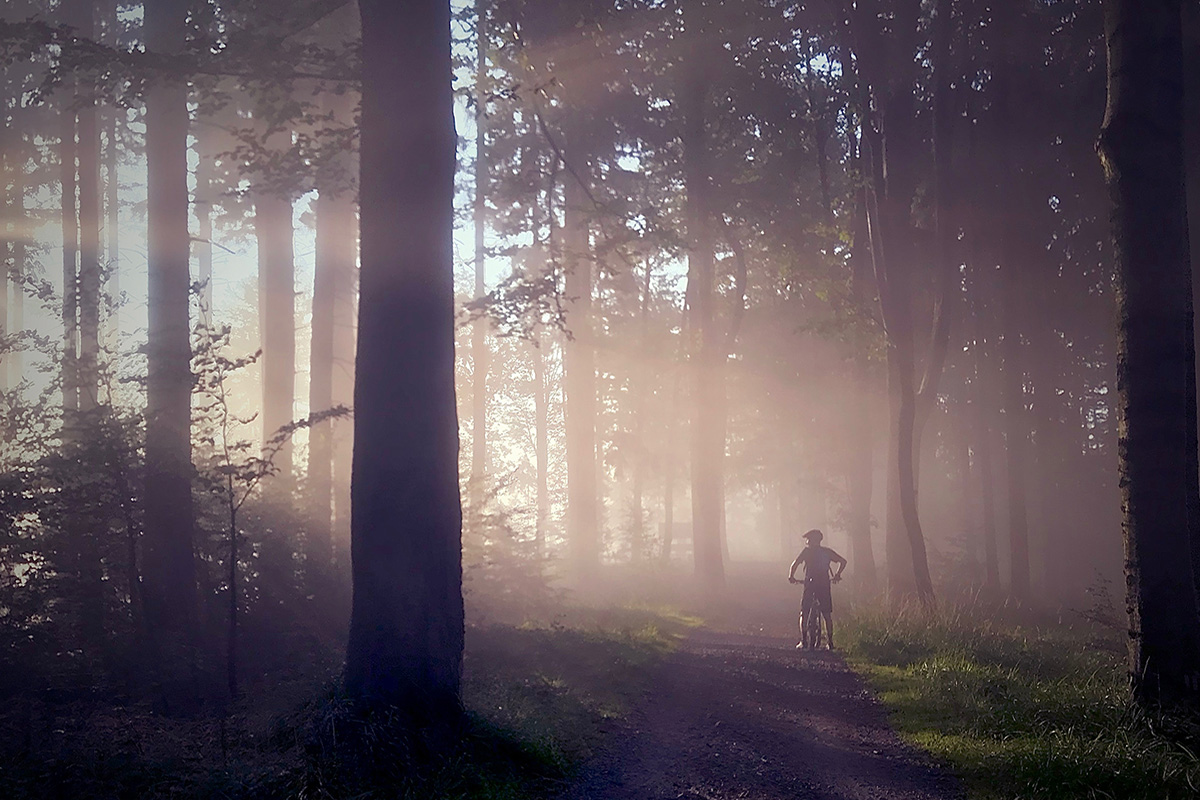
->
[788,529,847,649]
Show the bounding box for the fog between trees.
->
[0,0,1198,732]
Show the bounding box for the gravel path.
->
[560,629,963,800]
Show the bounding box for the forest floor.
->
[557,626,963,800]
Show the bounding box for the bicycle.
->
[791,571,841,650]
[799,578,829,649]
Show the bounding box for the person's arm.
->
[788,553,804,583]
[830,549,847,583]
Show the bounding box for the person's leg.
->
[824,613,835,649]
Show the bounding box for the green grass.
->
[0,605,695,800]
[843,606,1200,800]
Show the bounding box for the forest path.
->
[559,628,963,800]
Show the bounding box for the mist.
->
[1,1,1197,799]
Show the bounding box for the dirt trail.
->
[560,629,962,800]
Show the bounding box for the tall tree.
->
[471,1,489,492]
[852,0,935,602]
[143,0,199,713]
[683,4,725,590]
[256,184,295,486]
[308,89,357,578]
[346,0,464,713]
[562,171,599,579]
[71,0,101,413]
[1098,0,1200,708]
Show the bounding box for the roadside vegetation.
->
[0,605,693,800]
[844,606,1200,800]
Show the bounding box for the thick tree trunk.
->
[257,193,295,486]
[142,0,199,714]
[1181,0,1200,602]
[347,0,463,714]
[1098,0,1200,708]
[563,173,599,579]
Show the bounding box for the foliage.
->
[0,606,690,799]
[844,607,1200,800]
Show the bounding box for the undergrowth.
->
[0,605,692,799]
[843,606,1200,800]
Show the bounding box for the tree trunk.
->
[853,0,933,603]
[77,56,101,413]
[60,97,78,420]
[1098,0,1200,708]
[532,335,548,557]
[470,4,488,492]
[347,0,464,715]
[257,192,295,487]
[630,260,652,561]
[195,129,214,327]
[9,129,23,389]
[1181,0,1200,603]
[104,0,120,347]
[991,4,1032,603]
[563,172,599,580]
[143,0,199,714]
[1,145,8,395]
[309,88,357,579]
[970,281,1002,592]
[683,27,725,591]
[847,170,878,595]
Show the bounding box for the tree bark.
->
[853,0,934,603]
[195,129,214,328]
[143,0,199,714]
[1181,0,1200,603]
[67,0,101,415]
[992,2,1032,603]
[347,0,463,715]
[103,0,120,347]
[563,171,599,580]
[630,259,652,561]
[8,127,23,390]
[683,15,725,590]
[471,3,488,492]
[532,335,549,557]
[257,192,295,487]
[308,88,357,580]
[60,97,78,420]
[1098,0,1200,708]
